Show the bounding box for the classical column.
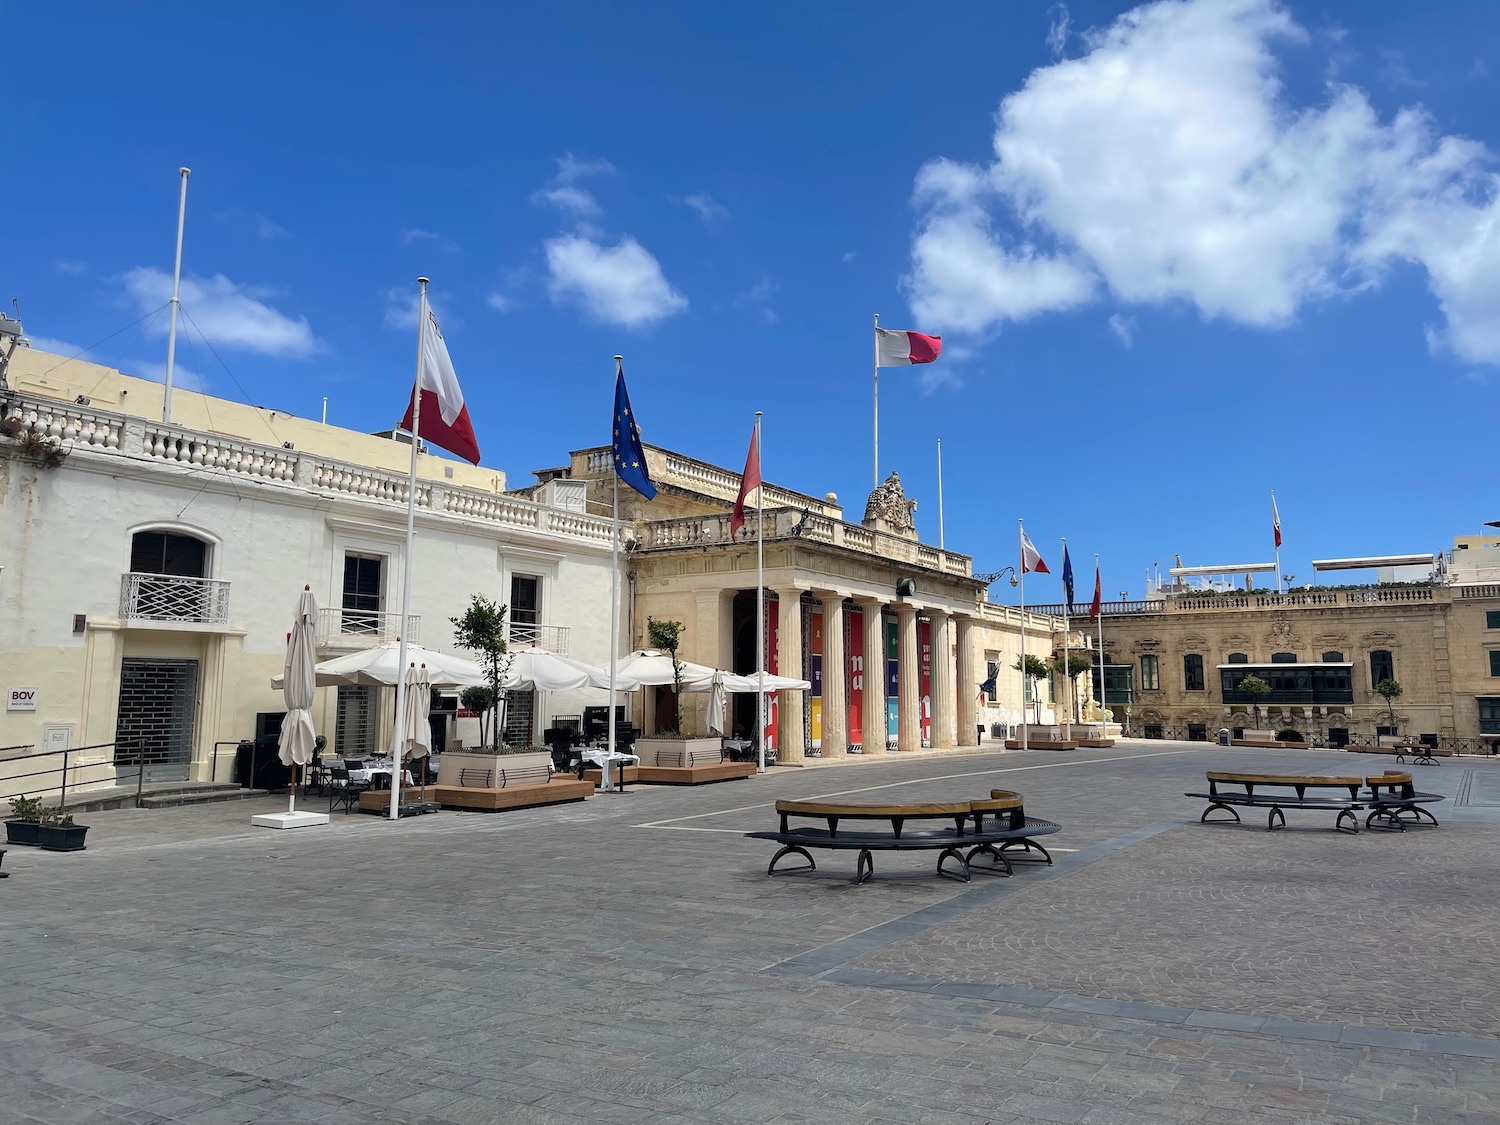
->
[776,589,806,763]
[819,593,847,757]
[858,597,886,754]
[929,610,954,749]
[896,604,920,752]
[956,614,978,748]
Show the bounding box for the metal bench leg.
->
[964,843,1013,875]
[1411,806,1441,827]
[1267,806,1286,831]
[1000,839,1054,866]
[1201,802,1240,825]
[1335,808,1359,834]
[854,848,874,885]
[1365,809,1405,831]
[936,847,971,882]
[767,845,815,877]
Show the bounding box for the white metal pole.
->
[1062,537,1071,742]
[162,167,190,424]
[937,439,945,550]
[608,358,624,791]
[388,278,427,823]
[1096,554,1105,729]
[872,313,880,489]
[756,412,766,773]
[322,397,328,425]
[1019,519,1028,753]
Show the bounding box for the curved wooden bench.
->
[1186,771,1364,833]
[1363,771,1445,831]
[747,795,1061,884]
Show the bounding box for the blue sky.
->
[6,0,1500,600]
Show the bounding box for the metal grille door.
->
[115,658,199,782]
[336,685,376,759]
[503,689,535,747]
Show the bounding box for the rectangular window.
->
[1143,723,1163,739]
[1490,651,1500,677]
[1479,698,1500,735]
[1369,650,1394,686]
[341,554,384,633]
[510,574,541,645]
[1183,654,1205,691]
[1140,654,1160,691]
[1187,722,1207,741]
[984,657,1000,705]
[1488,611,1500,629]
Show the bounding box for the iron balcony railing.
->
[316,607,421,646]
[505,621,569,654]
[1221,688,1355,705]
[120,572,231,625]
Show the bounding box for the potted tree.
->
[1013,654,1050,726]
[1238,674,1271,731]
[5,795,42,846]
[647,617,686,733]
[450,594,513,752]
[1049,651,1095,723]
[36,805,88,852]
[1375,678,1403,734]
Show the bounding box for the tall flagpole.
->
[937,439,945,550]
[162,167,190,424]
[608,357,624,789]
[755,411,766,773]
[872,313,880,488]
[1095,554,1105,732]
[388,277,427,823]
[1061,537,1071,743]
[1019,519,1028,753]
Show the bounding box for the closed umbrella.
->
[277,586,319,816]
[706,671,728,736]
[402,662,432,804]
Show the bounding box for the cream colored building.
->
[0,347,620,800]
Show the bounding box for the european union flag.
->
[1062,545,1075,611]
[612,365,657,500]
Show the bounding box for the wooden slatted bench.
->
[636,745,757,785]
[1186,771,1364,833]
[1347,743,1454,763]
[1363,771,1445,831]
[430,761,593,812]
[746,791,1061,884]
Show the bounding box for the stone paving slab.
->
[4,742,1500,1124]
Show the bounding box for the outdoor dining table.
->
[348,758,414,788]
[578,747,639,793]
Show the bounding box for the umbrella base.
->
[385,800,441,819]
[251,811,330,830]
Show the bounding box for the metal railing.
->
[120,572,231,625]
[316,606,420,646]
[506,621,569,653]
[1,741,131,807]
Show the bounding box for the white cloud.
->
[403,228,460,252]
[1108,313,1136,348]
[902,0,1500,365]
[26,336,90,359]
[28,335,207,391]
[734,278,778,324]
[383,288,457,332]
[532,153,617,218]
[674,193,729,226]
[122,268,319,358]
[486,292,513,313]
[842,251,857,264]
[545,233,687,328]
[1046,3,1071,57]
[51,260,87,275]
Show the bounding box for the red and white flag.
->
[400,308,481,465]
[1272,492,1282,548]
[875,327,942,366]
[1089,561,1102,619]
[1020,528,1049,574]
[730,424,761,540]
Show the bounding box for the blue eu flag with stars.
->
[612,365,657,500]
[1062,545,1075,611]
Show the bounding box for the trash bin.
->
[1217,728,1231,747]
[976,724,985,744]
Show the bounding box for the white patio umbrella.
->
[504,648,642,692]
[271,640,485,689]
[276,586,319,816]
[401,661,432,803]
[706,671,728,736]
[610,649,722,691]
[723,670,813,693]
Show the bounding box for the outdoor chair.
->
[328,767,370,814]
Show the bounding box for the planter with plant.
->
[6,795,43,846]
[646,617,686,734]
[36,805,89,852]
[451,594,513,752]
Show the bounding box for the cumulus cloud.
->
[532,153,617,218]
[1046,3,1071,57]
[544,233,687,328]
[903,0,1500,365]
[28,335,208,391]
[123,268,319,358]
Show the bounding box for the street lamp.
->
[1281,574,1295,590]
[975,567,1019,588]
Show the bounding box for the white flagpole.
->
[608,357,624,791]
[937,439,945,550]
[1272,490,1282,594]
[1019,519,1028,753]
[1062,537,1071,742]
[872,313,880,488]
[162,166,190,424]
[756,411,766,773]
[1095,554,1105,730]
[388,277,427,823]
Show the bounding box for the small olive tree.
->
[459,685,497,749]
[1238,674,1271,730]
[647,617,686,734]
[451,595,512,751]
[1014,653,1050,724]
[1375,678,1403,732]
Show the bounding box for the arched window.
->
[1322,651,1344,663]
[1271,652,1297,663]
[1370,649,1394,686]
[1227,653,1248,664]
[1183,654,1205,691]
[130,530,209,577]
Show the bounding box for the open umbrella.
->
[610,650,723,691]
[723,669,813,693]
[277,586,319,816]
[503,648,641,692]
[402,661,432,805]
[706,671,728,736]
[271,640,485,689]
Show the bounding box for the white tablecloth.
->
[580,748,639,792]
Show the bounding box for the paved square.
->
[4,742,1500,1124]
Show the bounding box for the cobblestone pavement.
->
[4,742,1500,1124]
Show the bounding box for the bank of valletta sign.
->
[7,688,37,711]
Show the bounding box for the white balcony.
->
[506,621,569,654]
[120,572,231,626]
[317,607,421,648]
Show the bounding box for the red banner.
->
[764,597,779,750]
[848,606,863,745]
[918,618,932,746]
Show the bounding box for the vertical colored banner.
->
[764,597,779,750]
[847,606,864,745]
[918,618,932,747]
[809,607,824,748]
[885,618,899,741]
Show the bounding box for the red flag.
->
[399,308,481,464]
[1272,493,1282,548]
[875,327,943,366]
[1020,528,1049,574]
[730,425,761,539]
[1089,562,1102,619]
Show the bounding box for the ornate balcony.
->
[505,621,569,654]
[119,572,231,626]
[317,607,420,648]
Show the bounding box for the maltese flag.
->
[1020,528,1049,575]
[875,326,942,366]
[400,309,481,465]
